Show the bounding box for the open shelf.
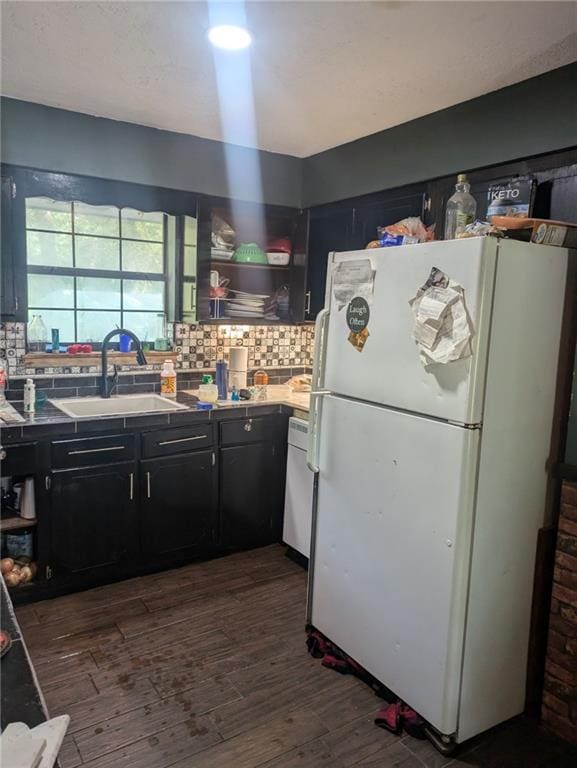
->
[0,517,37,533]
[210,261,290,272]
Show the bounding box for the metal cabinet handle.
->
[129,473,134,501]
[158,435,207,446]
[243,422,252,432]
[146,471,151,499]
[305,290,311,315]
[68,445,125,456]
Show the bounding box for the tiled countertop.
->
[1,386,309,443]
[185,385,310,413]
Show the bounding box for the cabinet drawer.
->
[0,442,38,476]
[142,424,214,458]
[51,434,136,468]
[219,417,273,446]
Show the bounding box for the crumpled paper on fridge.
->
[409,267,473,366]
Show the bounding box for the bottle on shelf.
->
[160,360,177,398]
[444,173,477,240]
[27,315,48,352]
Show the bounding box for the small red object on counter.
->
[67,344,93,355]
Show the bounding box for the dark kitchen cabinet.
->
[48,462,138,579]
[305,205,354,321]
[219,416,288,548]
[1,173,26,321]
[140,450,217,559]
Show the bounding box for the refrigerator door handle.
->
[307,308,330,472]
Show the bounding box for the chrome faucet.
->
[100,328,147,398]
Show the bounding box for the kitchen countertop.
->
[185,385,310,413]
[1,386,309,442]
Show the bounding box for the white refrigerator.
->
[307,237,568,746]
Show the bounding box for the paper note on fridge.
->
[409,268,474,366]
[332,259,374,310]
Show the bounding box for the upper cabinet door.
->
[1,175,26,321]
[306,206,354,321]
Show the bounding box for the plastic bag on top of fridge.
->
[409,267,473,366]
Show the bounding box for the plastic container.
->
[6,529,34,559]
[233,243,267,264]
[160,360,177,398]
[444,174,477,239]
[266,252,290,266]
[253,369,269,385]
[23,379,36,414]
[119,333,132,353]
[198,374,219,404]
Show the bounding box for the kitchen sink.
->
[49,394,188,419]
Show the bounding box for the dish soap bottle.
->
[24,378,36,414]
[160,359,177,398]
[444,173,477,239]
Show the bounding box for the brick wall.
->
[542,481,577,744]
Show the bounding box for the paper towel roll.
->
[229,347,248,372]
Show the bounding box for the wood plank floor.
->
[17,545,577,768]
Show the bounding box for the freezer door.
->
[310,395,479,735]
[323,237,497,423]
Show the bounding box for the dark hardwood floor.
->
[16,545,577,768]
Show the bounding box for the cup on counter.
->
[119,334,132,353]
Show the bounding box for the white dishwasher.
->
[283,416,314,558]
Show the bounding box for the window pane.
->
[26,198,72,232]
[183,245,196,277]
[76,236,120,270]
[122,312,159,342]
[74,202,119,237]
[77,277,121,309]
[184,216,197,246]
[28,310,75,343]
[77,311,121,343]
[121,209,164,241]
[123,279,164,311]
[26,231,73,267]
[28,274,74,308]
[122,240,163,273]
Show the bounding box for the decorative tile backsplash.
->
[0,322,314,379]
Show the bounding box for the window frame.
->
[4,165,198,344]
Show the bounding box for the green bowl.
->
[233,243,267,264]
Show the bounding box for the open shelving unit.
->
[197,196,308,324]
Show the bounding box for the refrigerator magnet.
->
[346,296,370,352]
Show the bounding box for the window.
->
[25,197,175,344]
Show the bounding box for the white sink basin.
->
[49,394,188,419]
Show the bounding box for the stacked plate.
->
[223,290,278,320]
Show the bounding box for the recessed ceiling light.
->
[208,25,252,51]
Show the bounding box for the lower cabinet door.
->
[140,451,217,558]
[220,441,282,548]
[49,462,138,578]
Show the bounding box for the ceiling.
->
[1,1,576,158]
